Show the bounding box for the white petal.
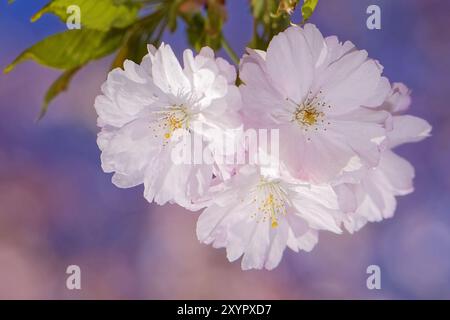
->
[378,151,415,196]
[152,43,190,95]
[264,219,289,270]
[302,23,328,68]
[319,51,383,113]
[293,229,319,252]
[240,221,270,270]
[266,26,314,103]
[388,115,432,148]
[382,82,412,113]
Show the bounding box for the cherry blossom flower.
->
[93,23,431,271]
[334,84,431,232]
[95,44,241,209]
[239,24,391,183]
[196,26,431,269]
[197,165,342,270]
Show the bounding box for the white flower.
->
[93,24,430,271]
[239,24,391,183]
[334,85,432,232]
[95,44,241,209]
[197,165,342,270]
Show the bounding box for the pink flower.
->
[334,84,431,232]
[93,23,431,270]
[239,24,391,183]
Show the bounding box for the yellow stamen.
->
[293,106,323,126]
[168,114,183,131]
[264,194,280,228]
[251,182,288,228]
[271,218,279,228]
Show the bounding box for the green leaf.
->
[4,29,124,73]
[301,0,318,23]
[39,67,81,119]
[167,0,183,32]
[183,0,226,51]
[185,13,206,52]
[31,0,140,31]
[250,0,266,20]
[204,0,226,50]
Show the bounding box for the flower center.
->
[286,91,332,141]
[151,105,190,144]
[164,112,185,139]
[251,180,288,228]
[293,106,323,126]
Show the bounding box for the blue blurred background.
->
[0,0,449,299]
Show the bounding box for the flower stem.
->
[221,38,240,66]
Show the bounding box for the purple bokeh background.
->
[1,0,449,299]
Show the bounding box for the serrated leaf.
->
[4,29,124,73]
[301,0,318,23]
[32,0,140,31]
[39,67,81,119]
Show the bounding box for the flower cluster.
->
[95,24,431,270]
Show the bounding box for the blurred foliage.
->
[300,0,318,23]
[4,0,319,118]
[183,0,227,52]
